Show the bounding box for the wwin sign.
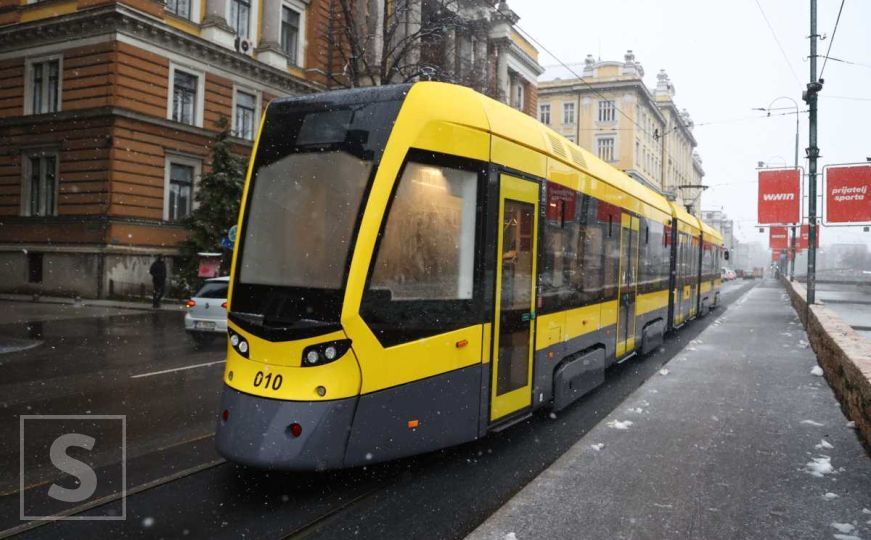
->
[758,168,801,224]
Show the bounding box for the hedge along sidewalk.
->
[782,277,871,450]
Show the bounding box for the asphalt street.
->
[0,279,756,539]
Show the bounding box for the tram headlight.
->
[227,329,249,359]
[301,340,351,367]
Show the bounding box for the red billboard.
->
[758,169,801,224]
[797,224,820,251]
[824,164,871,224]
[769,227,789,250]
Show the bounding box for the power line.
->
[819,0,846,79]
[512,23,659,141]
[753,0,802,83]
[821,94,871,102]
[820,55,871,70]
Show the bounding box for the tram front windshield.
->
[233,89,405,331]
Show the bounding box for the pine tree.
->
[176,117,246,293]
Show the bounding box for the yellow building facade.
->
[537,51,704,214]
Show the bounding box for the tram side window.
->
[362,160,482,346]
[702,243,714,280]
[599,201,621,300]
[638,219,669,293]
[540,188,609,312]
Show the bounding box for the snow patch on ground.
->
[503,533,517,540]
[833,534,862,540]
[811,365,824,376]
[627,407,644,414]
[815,439,834,450]
[801,420,825,427]
[831,522,856,534]
[846,421,857,429]
[590,443,604,451]
[823,492,839,500]
[607,420,633,430]
[659,368,670,376]
[548,412,557,420]
[805,456,835,477]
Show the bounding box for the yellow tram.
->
[215,82,724,469]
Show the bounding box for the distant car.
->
[184,276,229,346]
[721,267,736,281]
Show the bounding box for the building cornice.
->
[0,3,322,95]
[540,78,666,124]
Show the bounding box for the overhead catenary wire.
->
[752,0,802,84]
[819,0,846,79]
[512,23,661,142]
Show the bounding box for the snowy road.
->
[0,280,754,539]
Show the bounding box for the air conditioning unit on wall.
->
[235,37,254,55]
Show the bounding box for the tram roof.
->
[669,201,702,232]
[701,221,724,244]
[460,83,674,216]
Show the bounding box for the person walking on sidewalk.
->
[149,255,167,308]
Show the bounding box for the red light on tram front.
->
[222,409,229,422]
[288,423,303,438]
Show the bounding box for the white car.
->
[184,276,229,346]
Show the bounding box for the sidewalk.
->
[468,281,871,540]
[0,293,183,312]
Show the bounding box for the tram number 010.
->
[253,371,283,391]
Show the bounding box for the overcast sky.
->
[509,0,871,247]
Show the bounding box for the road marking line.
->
[130,360,225,379]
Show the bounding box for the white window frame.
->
[167,63,206,128]
[562,102,575,125]
[165,0,202,22]
[596,135,616,163]
[163,154,202,222]
[281,0,307,67]
[231,85,261,140]
[539,103,550,125]
[598,99,615,123]
[227,0,261,43]
[24,54,63,116]
[21,149,60,217]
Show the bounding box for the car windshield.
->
[231,89,405,327]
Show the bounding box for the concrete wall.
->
[0,250,99,297]
[782,277,871,450]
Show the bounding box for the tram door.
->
[490,175,539,422]
[615,213,640,358]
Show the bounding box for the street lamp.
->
[753,96,800,281]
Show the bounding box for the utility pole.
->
[803,0,822,305]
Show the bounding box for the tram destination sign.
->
[824,164,871,224]
[758,168,801,225]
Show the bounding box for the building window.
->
[539,104,551,125]
[23,153,58,216]
[597,137,615,162]
[168,64,204,127]
[511,80,524,110]
[635,140,640,166]
[234,89,258,140]
[171,70,197,125]
[25,57,61,115]
[230,0,251,39]
[281,5,301,65]
[166,0,192,19]
[164,157,201,222]
[563,102,575,125]
[598,100,615,123]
